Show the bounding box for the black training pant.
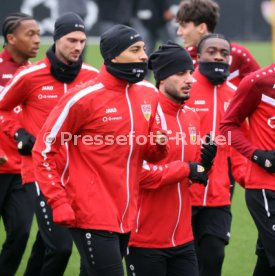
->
[192,206,231,276]
[70,228,130,276]
[246,189,275,270]
[125,242,199,276]
[0,174,34,276]
[24,182,73,276]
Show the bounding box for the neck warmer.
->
[199,61,230,85]
[105,61,147,83]
[46,45,82,83]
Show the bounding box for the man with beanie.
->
[186,34,247,276]
[125,41,215,276]
[0,12,98,276]
[31,24,168,276]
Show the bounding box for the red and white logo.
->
[267,116,275,129]
[224,101,230,111]
[189,126,197,143]
[141,104,152,121]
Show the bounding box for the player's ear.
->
[6,33,15,45]
[198,23,208,35]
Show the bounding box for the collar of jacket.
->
[159,91,184,116]
[1,48,29,66]
[187,46,197,59]
[97,64,131,91]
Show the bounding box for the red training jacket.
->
[220,65,275,190]
[129,93,200,248]
[0,56,98,183]
[0,48,29,173]
[187,70,246,206]
[32,65,168,233]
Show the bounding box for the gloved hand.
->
[14,128,36,156]
[52,202,76,227]
[188,162,208,186]
[251,150,275,173]
[200,133,217,171]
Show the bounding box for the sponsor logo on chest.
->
[106,107,117,114]
[102,106,122,122]
[38,94,58,100]
[2,74,13,79]
[42,85,54,91]
[194,100,206,105]
[38,85,58,99]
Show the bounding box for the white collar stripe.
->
[157,104,167,130]
[227,69,239,80]
[0,63,47,101]
[262,94,275,106]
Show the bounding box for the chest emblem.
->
[224,101,230,111]
[141,104,152,122]
[267,116,275,129]
[188,126,197,143]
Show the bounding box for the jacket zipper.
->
[203,86,217,206]
[135,104,167,233]
[120,84,133,233]
[171,109,184,247]
[60,83,69,186]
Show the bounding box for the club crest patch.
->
[189,126,197,143]
[224,101,230,111]
[267,116,275,129]
[141,104,152,121]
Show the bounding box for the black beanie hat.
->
[53,12,85,41]
[148,41,194,83]
[100,24,143,61]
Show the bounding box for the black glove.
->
[200,133,217,171]
[251,150,275,173]
[14,128,36,156]
[188,162,208,186]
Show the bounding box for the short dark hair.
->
[176,0,219,33]
[197,33,231,54]
[2,12,34,46]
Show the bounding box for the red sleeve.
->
[140,160,190,189]
[230,43,260,80]
[0,69,29,137]
[220,76,260,159]
[32,92,86,208]
[230,147,247,188]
